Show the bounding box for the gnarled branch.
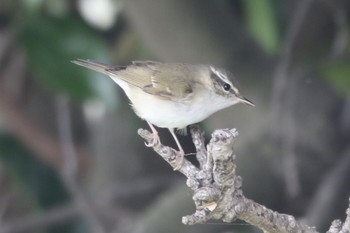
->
[138,125,350,233]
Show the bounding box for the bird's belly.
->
[127,91,214,129]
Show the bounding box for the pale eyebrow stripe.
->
[210,66,237,93]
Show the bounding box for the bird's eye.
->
[223,83,231,91]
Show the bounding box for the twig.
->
[0,195,9,226]
[0,30,13,66]
[305,148,350,229]
[340,96,350,134]
[320,0,348,59]
[270,0,313,116]
[138,125,325,232]
[270,0,314,197]
[56,96,78,178]
[55,96,106,233]
[327,199,350,233]
[281,71,302,197]
[0,84,88,171]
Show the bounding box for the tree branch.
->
[55,96,106,233]
[138,125,350,233]
[0,76,88,172]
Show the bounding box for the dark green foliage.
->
[19,16,116,105]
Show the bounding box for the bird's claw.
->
[145,133,160,147]
[144,128,185,171]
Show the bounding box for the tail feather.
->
[72,59,128,76]
[71,59,112,75]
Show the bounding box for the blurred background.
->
[0,0,349,232]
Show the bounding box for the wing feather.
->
[73,59,194,101]
[107,61,193,101]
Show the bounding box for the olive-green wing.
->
[72,59,193,101]
[107,61,193,101]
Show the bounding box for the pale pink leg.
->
[169,128,185,170]
[145,121,160,147]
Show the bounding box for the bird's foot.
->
[145,132,160,147]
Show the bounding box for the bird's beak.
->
[237,94,255,107]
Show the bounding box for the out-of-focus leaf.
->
[20,0,44,13]
[45,0,70,17]
[0,135,70,207]
[243,0,279,54]
[19,16,117,107]
[322,60,350,94]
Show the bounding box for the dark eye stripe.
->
[210,68,235,94]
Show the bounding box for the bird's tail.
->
[71,59,126,75]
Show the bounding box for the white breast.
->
[128,87,237,129]
[108,74,238,129]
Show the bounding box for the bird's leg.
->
[145,121,161,147]
[169,128,185,170]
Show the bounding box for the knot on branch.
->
[209,128,237,186]
[138,125,240,224]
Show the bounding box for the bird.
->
[72,59,254,168]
